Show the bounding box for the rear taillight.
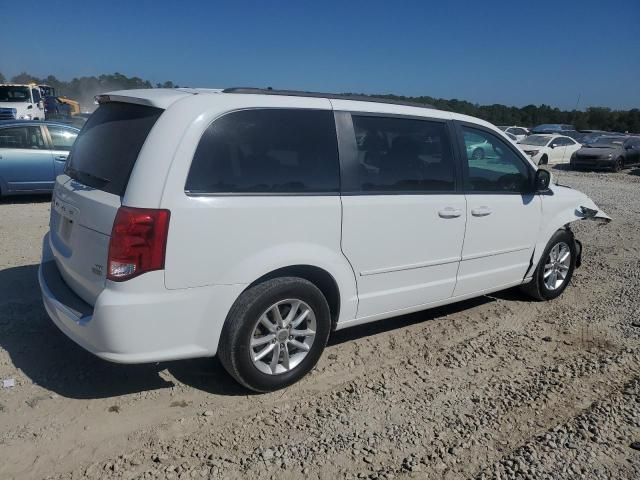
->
[107,207,170,282]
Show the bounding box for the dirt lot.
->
[1,167,639,480]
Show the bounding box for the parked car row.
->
[497,123,639,171]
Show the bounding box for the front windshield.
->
[0,86,31,102]
[519,135,550,146]
[584,136,626,147]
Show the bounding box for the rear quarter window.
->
[66,102,163,196]
[185,109,340,194]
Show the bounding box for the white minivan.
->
[39,88,610,391]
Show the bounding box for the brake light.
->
[107,207,170,282]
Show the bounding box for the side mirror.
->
[534,169,551,192]
[549,143,557,149]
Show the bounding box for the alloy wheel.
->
[250,299,317,375]
[543,242,571,290]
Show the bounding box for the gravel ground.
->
[0,167,639,480]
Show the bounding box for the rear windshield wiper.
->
[65,166,111,186]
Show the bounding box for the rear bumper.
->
[39,233,245,364]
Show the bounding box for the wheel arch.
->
[246,265,342,330]
[530,211,589,272]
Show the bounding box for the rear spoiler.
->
[94,89,199,109]
[95,94,158,107]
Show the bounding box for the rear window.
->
[65,102,162,196]
[185,109,339,194]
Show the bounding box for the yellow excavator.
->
[38,84,81,115]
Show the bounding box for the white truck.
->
[0,84,46,121]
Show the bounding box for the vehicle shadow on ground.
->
[0,263,503,399]
[0,194,51,205]
[0,263,247,399]
[629,168,640,177]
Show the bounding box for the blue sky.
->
[1,0,638,109]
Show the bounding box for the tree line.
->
[365,93,639,134]
[1,71,637,133]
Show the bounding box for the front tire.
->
[522,230,576,301]
[218,277,331,392]
[613,157,624,172]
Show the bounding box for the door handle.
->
[54,155,67,161]
[438,207,462,219]
[471,206,492,217]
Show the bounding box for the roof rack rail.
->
[222,87,437,110]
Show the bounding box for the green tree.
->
[11,72,41,84]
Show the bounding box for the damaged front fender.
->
[528,184,611,278]
[576,205,611,223]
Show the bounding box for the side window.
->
[47,126,78,151]
[512,128,526,136]
[0,126,46,149]
[556,137,572,146]
[350,115,455,192]
[32,89,41,103]
[462,126,530,193]
[185,109,339,194]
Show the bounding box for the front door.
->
[455,123,541,297]
[337,111,466,319]
[0,125,53,192]
[548,138,566,164]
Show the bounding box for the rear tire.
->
[521,230,576,301]
[218,277,331,392]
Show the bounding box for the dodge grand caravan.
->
[39,88,611,391]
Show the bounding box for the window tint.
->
[462,126,530,193]
[0,126,46,149]
[66,102,163,196]
[511,128,526,136]
[186,109,339,194]
[554,137,571,146]
[350,115,455,192]
[47,126,78,151]
[32,89,41,103]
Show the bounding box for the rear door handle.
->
[438,207,462,219]
[54,155,67,161]
[471,206,492,217]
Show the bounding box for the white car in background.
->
[466,130,521,159]
[518,134,581,165]
[498,126,530,142]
